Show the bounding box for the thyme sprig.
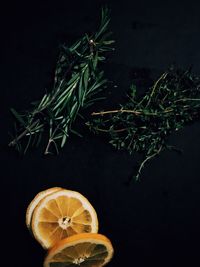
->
[9,8,114,154]
[88,67,200,181]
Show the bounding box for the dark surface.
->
[1,1,200,266]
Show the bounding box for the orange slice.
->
[31,189,99,249]
[43,233,114,267]
[26,187,62,229]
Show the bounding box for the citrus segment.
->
[44,233,114,267]
[26,187,62,228]
[31,189,98,249]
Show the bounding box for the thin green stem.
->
[145,72,168,107]
[135,145,163,181]
[8,119,40,147]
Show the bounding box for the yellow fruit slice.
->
[26,187,62,229]
[31,189,99,249]
[43,233,114,267]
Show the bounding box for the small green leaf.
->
[10,108,25,125]
[70,129,83,137]
[92,52,99,70]
[70,39,82,52]
[102,40,115,45]
[24,135,32,154]
[130,84,137,98]
[61,126,68,147]
[83,66,89,91]
[78,74,83,105]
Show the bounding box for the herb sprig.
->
[9,8,114,154]
[88,67,200,181]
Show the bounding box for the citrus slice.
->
[26,187,62,229]
[44,233,114,267]
[31,189,99,249]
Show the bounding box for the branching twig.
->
[88,67,200,181]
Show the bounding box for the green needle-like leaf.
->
[9,7,114,154]
[10,108,25,126]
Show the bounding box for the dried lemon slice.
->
[31,189,98,249]
[43,233,114,267]
[26,187,62,229]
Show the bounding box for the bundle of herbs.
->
[9,8,114,154]
[88,67,200,181]
[8,8,200,183]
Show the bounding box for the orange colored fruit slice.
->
[26,187,62,229]
[43,233,114,267]
[31,189,99,249]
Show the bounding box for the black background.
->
[1,0,200,266]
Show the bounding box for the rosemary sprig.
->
[88,67,200,181]
[9,7,114,154]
